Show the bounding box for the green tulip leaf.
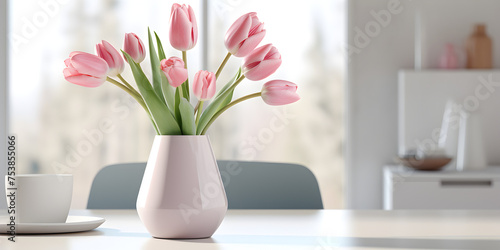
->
[174,87,182,126]
[123,51,181,135]
[160,73,175,115]
[148,28,165,105]
[216,68,241,98]
[216,68,241,112]
[154,31,167,61]
[179,98,195,135]
[155,31,175,113]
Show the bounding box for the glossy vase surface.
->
[137,135,227,239]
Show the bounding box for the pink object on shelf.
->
[439,43,459,69]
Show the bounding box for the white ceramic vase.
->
[136,135,227,239]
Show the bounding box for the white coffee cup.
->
[5,174,73,223]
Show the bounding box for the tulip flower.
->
[242,44,281,81]
[123,33,146,63]
[225,12,266,57]
[169,3,198,51]
[63,51,109,88]
[96,40,124,76]
[261,80,300,106]
[160,57,188,88]
[193,70,216,101]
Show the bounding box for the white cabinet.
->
[384,166,500,209]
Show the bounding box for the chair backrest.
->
[87,161,323,209]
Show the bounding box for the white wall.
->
[0,0,8,210]
[346,0,500,209]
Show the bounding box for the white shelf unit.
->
[394,69,500,209]
[384,165,500,210]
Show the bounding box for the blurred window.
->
[8,0,344,208]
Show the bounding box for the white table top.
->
[2,209,500,249]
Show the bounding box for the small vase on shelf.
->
[439,43,459,69]
[466,24,492,69]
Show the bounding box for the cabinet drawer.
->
[390,180,500,209]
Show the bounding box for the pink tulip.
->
[225,12,266,57]
[63,52,109,88]
[193,70,216,101]
[96,40,124,76]
[160,56,188,88]
[261,80,300,106]
[242,44,282,81]
[169,3,198,51]
[123,33,146,63]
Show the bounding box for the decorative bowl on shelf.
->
[394,156,453,171]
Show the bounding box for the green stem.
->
[117,74,139,96]
[201,92,261,135]
[215,52,231,79]
[178,85,184,98]
[195,101,204,125]
[182,50,190,100]
[226,75,246,93]
[106,77,160,134]
[194,101,201,113]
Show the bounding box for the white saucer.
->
[0,216,105,234]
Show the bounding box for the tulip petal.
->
[160,56,187,88]
[261,80,300,106]
[63,67,78,77]
[225,14,252,54]
[102,40,125,74]
[70,52,109,77]
[262,88,300,105]
[69,51,85,57]
[64,58,72,67]
[64,73,105,88]
[124,33,146,63]
[187,5,198,46]
[192,70,215,100]
[96,44,114,68]
[243,44,273,67]
[244,59,282,81]
[170,4,197,51]
[233,30,266,57]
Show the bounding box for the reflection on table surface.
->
[1,209,500,250]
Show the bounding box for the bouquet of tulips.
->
[63,3,299,135]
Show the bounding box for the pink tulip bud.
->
[225,12,266,57]
[261,80,300,106]
[169,3,198,51]
[242,44,282,81]
[96,40,124,76]
[63,51,109,88]
[160,56,188,88]
[123,33,146,63]
[193,70,216,101]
